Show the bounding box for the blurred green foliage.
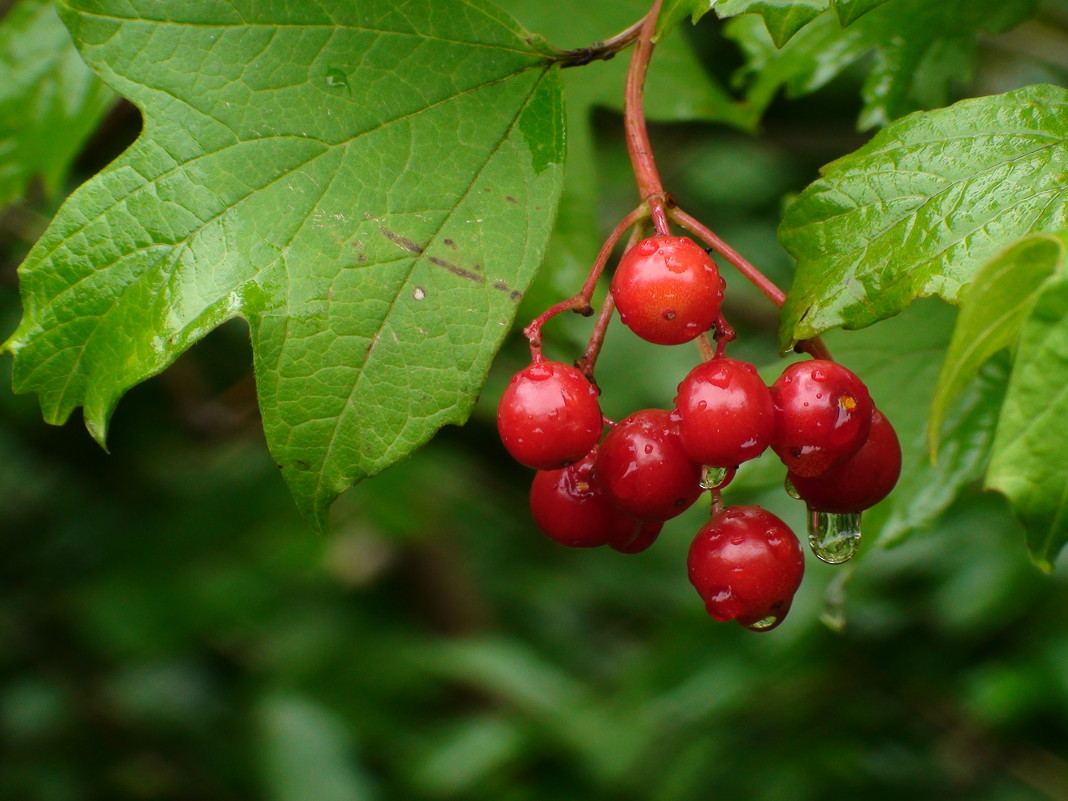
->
[3,1,1068,800]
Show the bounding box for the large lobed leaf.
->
[0,0,114,207]
[778,83,1068,349]
[4,0,565,530]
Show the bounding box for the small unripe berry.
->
[498,360,602,470]
[610,236,724,345]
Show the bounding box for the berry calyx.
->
[498,360,603,470]
[596,408,703,521]
[687,505,805,631]
[770,359,873,477]
[673,357,775,467]
[529,449,638,548]
[788,409,901,514]
[610,236,725,346]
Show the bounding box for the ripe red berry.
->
[610,236,725,345]
[770,359,873,477]
[608,519,663,554]
[530,449,638,548]
[498,360,603,470]
[788,409,901,513]
[687,505,805,631]
[596,408,703,521]
[674,357,775,467]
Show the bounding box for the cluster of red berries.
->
[498,236,901,631]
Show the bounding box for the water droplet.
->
[745,614,780,632]
[807,510,862,564]
[644,444,654,455]
[784,476,800,499]
[325,68,350,90]
[663,309,677,320]
[730,535,745,546]
[700,465,729,489]
[811,368,827,382]
[697,400,708,411]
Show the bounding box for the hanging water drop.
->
[700,465,731,490]
[744,614,781,632]
[807,509,862,564]
[784,476,800,499]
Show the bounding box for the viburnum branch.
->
[624,0,670,236]
[555,18,645,68]
[669,207,833,361]
[576,222,648,378]
[524,205,648,358]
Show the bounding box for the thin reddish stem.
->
[523,205,648,358]
[669,207,833,361]
[624,0,670,236]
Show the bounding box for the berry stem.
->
[577,222,647,377]
[669,207,833,361]
[524,205,648,357]
[624,0,671,236]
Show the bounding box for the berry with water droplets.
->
[498,360,603,470]
[770,359,873,477]
[596,408,703,521]
[674,357,775,467]
[610,236,725,345]
[687,505,805,631]
[788,409,901,513]
[529,449,638,548]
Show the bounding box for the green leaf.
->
[714,0,830,47]
[5,0,565,530]
[727,0,1038,130]
[0,0,114,206]
[658,0,714,39]
[779,84,1068,349]
[832,0,889,25]
[987,270,1068,571]
[929,233,1068,458]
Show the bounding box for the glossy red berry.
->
[608,519,664,554]
[788,409,901,513]
[498,360,603,470]
[610,236,725,345]
[673,357,775,467]
[596,408,703,521]
[770,359,873,477]
[687,505,805,631]
[530,449,637,548]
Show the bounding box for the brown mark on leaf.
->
[505,196,519,204]
[443,238,456,248]
[374,219,487,284]
[295,459,312,470]
[493,280,522,302]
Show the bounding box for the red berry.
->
[687,505,805,631]
[770,359,873,477]
[788,409,901,513]
[610,236,725,346]
[674,357,775,467]
[596,408,703,521]
[608,519,663,554]
[498,360,603,470]
[530,449,637,548]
